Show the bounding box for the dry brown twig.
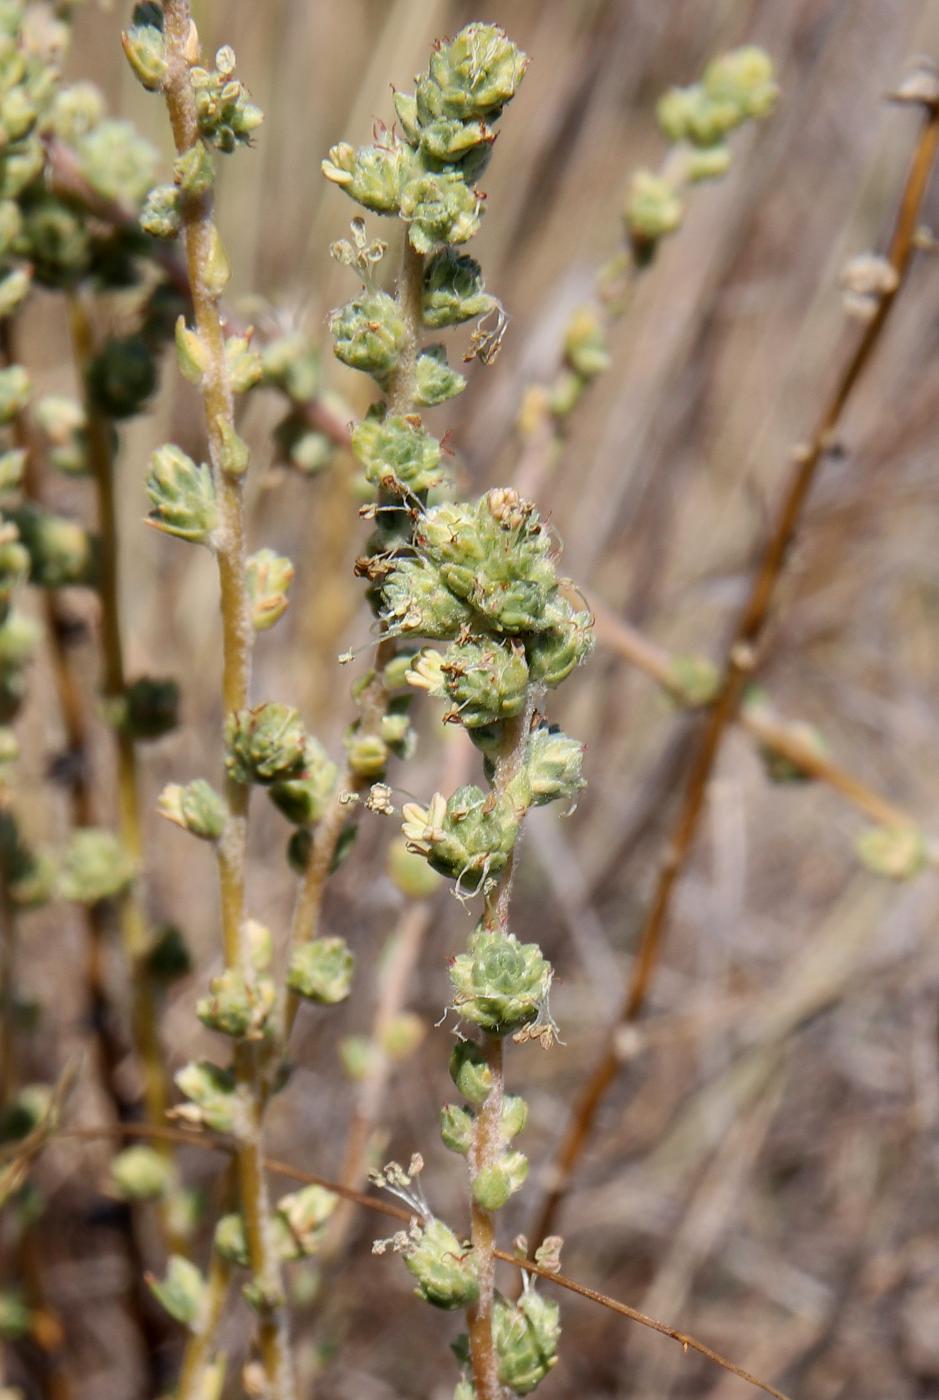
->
[529,79,939,1249]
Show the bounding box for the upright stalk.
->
[160,5,292,1392]
[466,1033,505,1400]
[284,236,425,1040]
[529,90,939,1249]
[66,296,170,1145]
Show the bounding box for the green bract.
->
[268,735,337,825]
[493,1290,561,1394]
[449,927,551,1034]
[523,726,586,807]
[287,936,355,1005]
[422,250,495,327]
[330,290,407,379]
[352,412,443,494]
[146,444,217,543]
[403,1217,479,1310]
[225,703,306,785]
[401,786,519,889]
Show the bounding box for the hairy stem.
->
[285,237,426,1033]
[467,1033,505,1400]
[160,5,292,1392]
[529,93,939,1248]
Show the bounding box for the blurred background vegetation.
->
[8,1,939,1396]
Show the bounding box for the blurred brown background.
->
[12,1,939,1396]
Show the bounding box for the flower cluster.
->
[325,24,588,1395]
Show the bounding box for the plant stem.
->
[528,92,939,1249]
[466,1032,504,1400]
[175,1247,233,1400]
[285,236,426,1033]
[160,5,292,1393]
[66,295,171,1154]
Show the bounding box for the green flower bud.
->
[1,136,43,201]
[428,491,558,634]
[145,923,193,982]
[424,23,528,121]
[87,336,156,420]
[494,1289,561,1394]
[49,82,106,142]
[449,1039,493,1106]
[0,201,21,259]
[501,1094,528,1141]
[415,344,466,406]
[146,444,217,543]
[0,610,39,667]
[422,250,495,328]
[269,735,337,825]
[58,828,134,904]
[685,143,733,182]
[380,1010,425,1060]
[111,676,179,741]
[352,412,442,494]
[226,703,306,785]
[387,836,443,899]
[2,86,36,143]
[403,1217,479,1310]
[196,967,276,1040]
[202,224,231,296]
[381,556,475,641]
[440,1103,474,1155]
[450,927,551,1035]
[402,170,482,255]
[0,365,29,424]
[321,137,413,213]
[526,600,594,687]
[214,1211,250,1266]
[0,448,25,490]
[330,290,407,380]
[190,56,263,151]
[246,547,293,631]
[856,824,926,881]
[7,505,95,588]
[625,169,683,243]
[174,1059,245,1135]
[260,331,321,402]
[224,334,262,393]
[380,707,414,758]
[121,17,167,92]
[420,114,494,166]
[401,786,519,889]
[0,266,30,320]
[275,414,335,475]
[174,141,215,195]
[148,1256,205,1330]
[140,183,181,238]
[287,935,355,1005]
[703,46,778,121]
[175,316,211,384]
[110,1145,173,1201]
[340,1033,376,1081]
[344,728,389,779]
[34,394,86,476]
[667,653,720,708]
[472,1150,528,1210]
[158,778,227,840]
[77,120,159,207]
[277,1184,338,1257]
[564,305,609,380]
[438,639,529,728]
[524,726,585,807]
